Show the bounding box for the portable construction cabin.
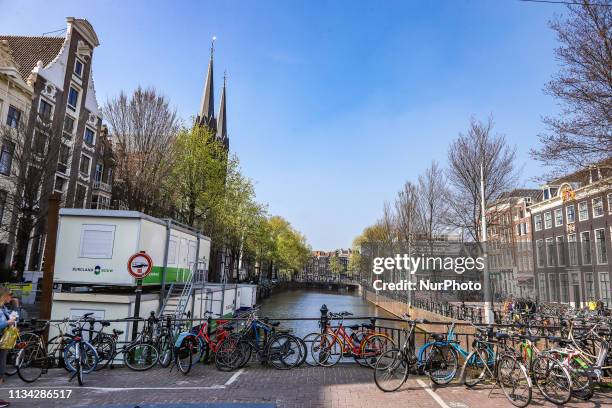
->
[53,209,210,287]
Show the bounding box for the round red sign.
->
[127,252,153,279]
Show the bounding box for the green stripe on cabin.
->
[142,266,191,284]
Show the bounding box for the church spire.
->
[198,36,216,129]
[216,71,228,149]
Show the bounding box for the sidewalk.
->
[0,363,609,408]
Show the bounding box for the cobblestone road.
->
[0,363,609,408]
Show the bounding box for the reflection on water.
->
[258,288,397,337]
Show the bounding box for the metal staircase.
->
[157,260,206,320]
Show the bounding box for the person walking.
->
[0,287,15,407]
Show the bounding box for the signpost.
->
[128,251,153,341]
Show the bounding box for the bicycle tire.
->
[64,341,98,374]
[302,332,322,366]
[176,336,196,375]
[311,333,342,367]
[531,354,572,405]
[157,333,174,368]
[266,334,301,370]
[295,335,308,367]
[92,334,116,370]
[497,354,532,408]
[124,342,159,371]
[426,344,458,385]
[374,348,409,392]
[16,343,45,383]
[356,333,395,368]
[462,349,487,388]
[215,336,244,372]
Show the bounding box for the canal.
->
[258,288,398,337]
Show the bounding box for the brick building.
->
[0,17,113,270]
[530,161,611,308]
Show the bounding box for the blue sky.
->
[1,0,567,250]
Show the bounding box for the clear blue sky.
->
[1,0,567,250]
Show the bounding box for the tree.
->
[329,254,342,278]
[266,216,311,280]
[446,116,518,241]
[394,181,421,243]
[103,87,179,216]
[0,109,61,276]
[532,1,612,171]
[418,161,450,240]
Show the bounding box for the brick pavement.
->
[0,363,609,408]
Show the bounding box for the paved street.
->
[0,363,610,408]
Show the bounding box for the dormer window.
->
[543,189,550,200]
[74,59,84,77]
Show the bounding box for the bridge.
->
[284,279,360,292]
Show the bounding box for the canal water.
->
[258,288,398,337]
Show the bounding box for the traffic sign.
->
[127,252,153,279]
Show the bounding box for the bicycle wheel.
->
[124,343,159,371]
[266,334,301,370]
[531,354,572,405]
[157,333,174,368]
[64,341,98,374]
[215,336,244,372]
[295,335,308,367]
[303,332,322,366]
[311,333,342,367]
[374,348,409,392]
[17,343,45,383]
[425,344,458,385]
[92,334,116,370]
[175,336,196,375]
[497,355,532,408]
[462,349,487,388]
[356,334,395,368]
[568,357,594,401]
[76,352,83,386]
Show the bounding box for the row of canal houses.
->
[486,160,611,308]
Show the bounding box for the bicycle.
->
[373,314,424,391]
[461,329,532,407]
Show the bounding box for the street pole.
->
[480,160,493,324]
[132,278,142,341]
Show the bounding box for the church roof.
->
[0,35,64,81]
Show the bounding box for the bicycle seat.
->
[101,321,111,327]
[361,323,374,330]
[495,332,510,340]
[348,324,360,330]
[270,321,280,327]
[113,329,124,335]
[431,333,445,342]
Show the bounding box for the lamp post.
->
[480,160,493,324]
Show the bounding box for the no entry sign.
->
[127,252,153,279]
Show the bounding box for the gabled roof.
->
[0,35,64,81]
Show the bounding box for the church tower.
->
[197,38,216,131]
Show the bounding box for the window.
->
[592,197,604,218]
[544,211,552,229]
[594,228,607,264]
[59,144,70,165]
[534,214,542,231]
[568,234,578,266]
[578,201,588,221]
[560,273,569,303]
[538,274,547,301]
[0,190,6,225]
[556,236,565,266]
[38,99,52,120]
[79,155,91,175]
[67,87,79,110]
[548,274,558,302]
[54,176,66,192]
[608,194,612,214]
[554,208,563,227]
[585,273,595,301]
[546,237,555,267]
[0,140,15,175]
[6,106,21,128]
[63,115,75,136]
[33,132,47,156]
[84,128,95,145]
[74,59,83,77]
[167,236,178,264]
[75,184,87,208]
[566,204,575,223]
[581,231,592,265]
[79,224,115,258]
[94,163,103,182]
[600,273,611,308]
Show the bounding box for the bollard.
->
[320,304,329,331]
